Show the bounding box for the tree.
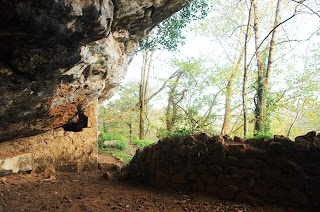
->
[137,0,211,139]
[195,0,247,136]
[139,0,210,52]
[221,2,245,135]
[98,81,140,138]
[156,57,223,138]
[139,49,154,139]
[166,70,185,134]
[242,0,254,137]
[253,0,282,135]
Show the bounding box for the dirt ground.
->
[0,170,289,212]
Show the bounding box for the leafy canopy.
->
[140,0,210,51]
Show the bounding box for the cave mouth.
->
[62,111,88,132]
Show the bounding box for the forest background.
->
[98,0,320,150]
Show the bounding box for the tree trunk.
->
[221,80,233,135]
[103,69,182,124]
[252,0,265,134]
[221,3,245,136]
[242,0,253,137]
[221,49,244,135]
[166,71,185,134]
[126,118,133,141]
[139,50,148,140]
[253,0,281,134]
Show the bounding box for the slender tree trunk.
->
[139,51,148,140]
[287,89,306,137]
[266,0,281,86]
[126,118,133,141]
[103,69,182,124]
[252,0,265,134]
[242,0,253,137]
[200,88,222,129]
[139,50,154,140]
[221,51,244,135]
[254,0,281,134]
[166,71,184,134]
[221,3,245,136]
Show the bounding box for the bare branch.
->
[292,0,320,18]
[248,13,297,67]
[103,69,182,123]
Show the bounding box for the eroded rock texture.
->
[0,0,189,142]
[0,100,98,174]
[124,132,320,209]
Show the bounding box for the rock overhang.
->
[0,0,190,142]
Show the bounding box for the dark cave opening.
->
[62,111,88,132]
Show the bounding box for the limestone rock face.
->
[0,0,188,141]
[0,100,99,174]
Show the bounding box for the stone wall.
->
[124,132,320,209]
[0,101,98,175]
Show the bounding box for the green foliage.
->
[111,151,133,165]
[156,128,192,140]
[140,0,210,51]
[113,140,128,151]
[156,127,170,140]
[131,137,156,148]
[253,90,274,135]
[100,132,125,142]
[97,0,320,145]
[98,132,128,151]
[171,129,192,138]
[158,57,220,136]
[98,81,140,140]
[245,132,273,140]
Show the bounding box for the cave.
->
[62,110,88,132]
[0,0,190,173]
[0,0,319,211]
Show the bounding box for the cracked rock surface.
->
[0,0,188,141]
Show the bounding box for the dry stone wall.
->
[124,132,320,209]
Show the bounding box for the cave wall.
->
[124,132,320,209]
[0,0,190,142]
[0,100,98,175]
[0,0,190,172]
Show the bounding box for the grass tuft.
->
[131,137,156,148]
[244,132,273,140]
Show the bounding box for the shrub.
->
[98,132,128,150]
[131,137,155,148]
[156,128,192,140]
[111,151,133,165]
[171,129,192,138]
[113,140,128,150]
[245,132,273,140]
[253,132,273,140]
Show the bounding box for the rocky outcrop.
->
[0,0,189,142]
[123,132,320,209]
[0,100,98,175]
